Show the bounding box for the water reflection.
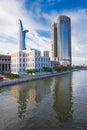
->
[1,71,87,129]
[11,74,73,122]
[52,74,73,122]
[11,79,51,119]
[17,87,29,119]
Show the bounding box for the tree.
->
[26,69,38,75]
[43,67,52,72]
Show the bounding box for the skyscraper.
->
[19,19,28,51]
[51,16,71,66]
[51,23,58,61]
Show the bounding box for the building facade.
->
[51,23,58,61]
[11,49,51,74]
[57,16,71,66]
[0,54,11,73]
[51,16,71,66]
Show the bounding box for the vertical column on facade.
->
[0,64,1,72]
[4,64,6,72]
[9,64,11,71]
[7,64,9,72]
[8,64,10,72]
[5,64,7,71]
[1,64,2,72]
[4,64,5,72]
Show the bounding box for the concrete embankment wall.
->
[0,70,76,87]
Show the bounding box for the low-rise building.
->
[11,49,51,74]
[0,54,11,73]
[51,61,60,68]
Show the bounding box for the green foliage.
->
[43,67,52,72]
[72,65,84,69]
[3,73,19,79]
[0,77,3,81]
[54,66,73,72]
[54,65,84,72]
[26,69,38,75]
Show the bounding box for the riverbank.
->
[0,69,79,87]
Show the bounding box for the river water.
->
[0,70,87,130]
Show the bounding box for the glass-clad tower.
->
[57,16,71,65]
[51,16,71,66]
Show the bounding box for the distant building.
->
[51,16,71,66]
[0,54,11,73]
[51,61,60,68]
[41,50,49,57]
[11,49,51,74]
[19,19,28,51]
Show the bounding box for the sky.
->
[0,0,87,65]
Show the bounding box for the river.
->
[0,70,87,130]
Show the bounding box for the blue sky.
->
[25,0,87,12]
[0,0,87,65]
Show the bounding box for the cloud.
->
[47,0,61,2]
[42,9,87,64]
[0,0,87,65]
[65,10,87,56]
[64,9,87,64]
[0,0,51,56]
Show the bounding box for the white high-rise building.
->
[19,19,28,51]
[11,49,51,74]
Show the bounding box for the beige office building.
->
[11,49,51,74]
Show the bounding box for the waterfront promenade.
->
[0,70,76,87]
